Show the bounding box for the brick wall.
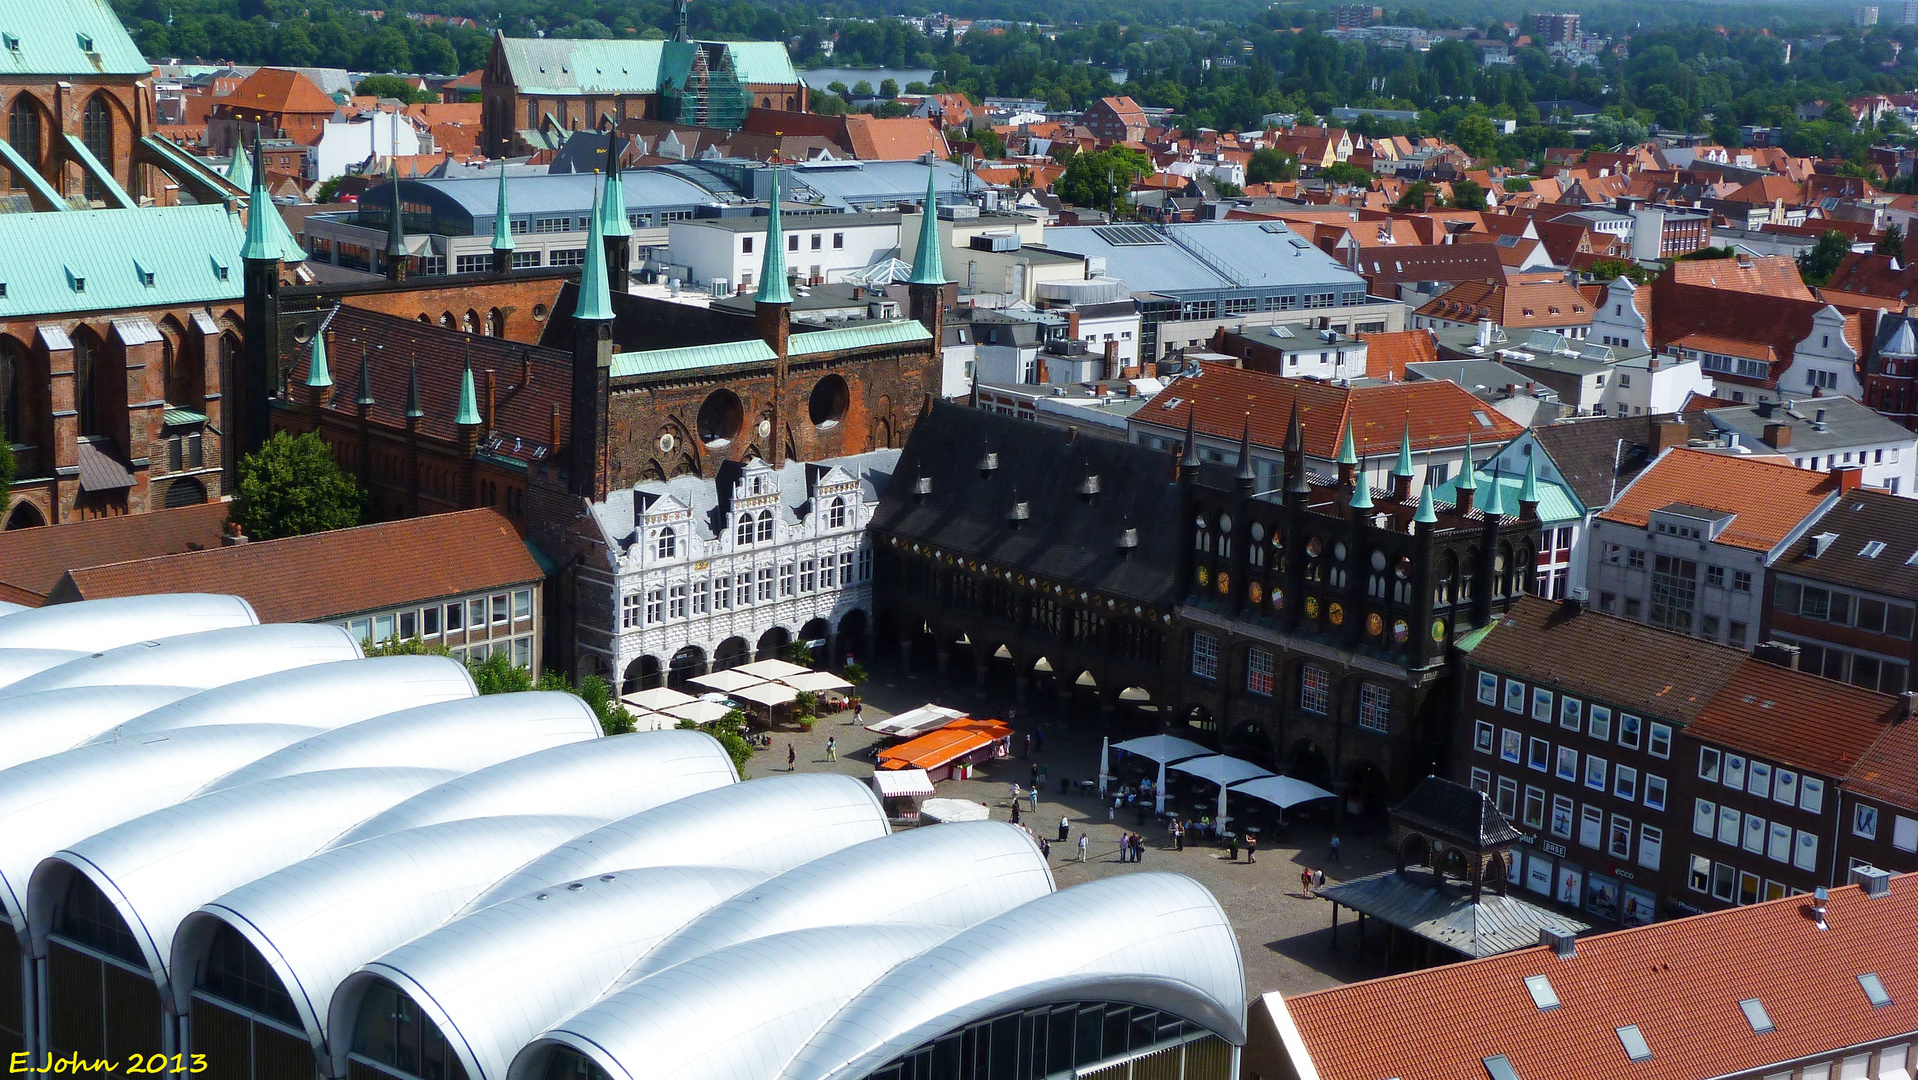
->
[285,273,572,345]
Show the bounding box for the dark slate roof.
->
[1392,775,1524,850]
[1774,487,1918,599]
[1529,413,1708,511]
[873,403,1186,607]
[1315,868,1589,959]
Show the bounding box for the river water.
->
[799,67,939,92]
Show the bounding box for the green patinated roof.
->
[498,36,800,97]
[0,136,67,210]
[0,0,150,77]
[573,185,614,322]
[1431,468,1581,525]
[456,365,482,426]
[61,134,135,209]
[755,169,792,306]
[163,409,208,427]
[610,338,777,378]
[908,168,945,287]
[491,166,514,252]
[225,143,253,190]
[0,205,246,318]
[789,319,932,356]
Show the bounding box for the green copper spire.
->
[1349,462,1374,510]
[1520,451,1541,505]
[456,361,482,427]
[756,168,793,305]
[908,167,946,287]
[491,166,514,252]
[239,138,278,262]
[1393,422,1414,478]
[354,348,375,407]
[226,144,253,191]
[1456,432,1478,491]
[1413,482,1438,524]
[1480,463,1507,518]
[1335,417,1358,466]
[384,162,405,258]
[304,334,331,388]
[573,183,615,322]
[599,163,632,239]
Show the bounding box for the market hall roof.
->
[1044,220,1368,297]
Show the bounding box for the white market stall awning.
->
[867,703,968,738]
[1111,734,1215,765]
[622,687,697,712]
[1233,774,1337,810]
[1169,754,1276,788]
[736,658,813,681]
[872,768,935,799]
[662,699,735,725]
[920,797,991,823]
[781,670,854,693]
[624,709,675,732]
[690,669,765,694]
[735,681,801,707]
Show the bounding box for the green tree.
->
[851,79,875,97]
[678,711,752,773]
[1799,230,1854,287]
[355,75,429,103]
[971,128,1007,159]
[1246,147,1297,184]
[275,22,317,67]
[880,78,900,99]
[1056,146,1152,213]
[1453,114,1498,159]
[1319,161,1373,186]
[1451,178,1489,211]
[416,34,460,76]
[1877,223,1906,260]
[1212,178,1244,197]
[229,431,362,541]
[1394,180,1436,210]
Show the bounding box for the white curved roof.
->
[171,814,606,1050]
[465,772,889,911]
[0,648,89,691]
[0,600,24,617]
[329,865,770,1080]
[0,623,360,697]
[780,873,1248,1080]
[327,728,732,848]
[0,722,341,934]
[201,684,588,793]
[27,765,457,981]
[622,821,1052,985]
[0,685,200,772]
[510,924,960,1080]
[88,655,473,750]
[0,593,257,651]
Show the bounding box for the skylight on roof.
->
[1474,411,1493,428]
[1615,1026,1652,1061]
[1860,973,1892,1008]
[1483,1055,1522,1080]
[1739,998,1774,1034]
[1861,541,1886,558]
[1523,974,1560,1011]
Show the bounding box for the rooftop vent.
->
[1117,525,1139,553]
[1538,928,1576,959]
[1850,864,1893,897]
[1078,473,1101,498]
[1738,998,1774,1034]
[1861,540,1886,558]
[977,451,999,476]
[911,474,932,499]
[1808,532,1839,558]
[1007,499,1031,524]
[1523,974,1560,1010]
[1615,1025,1652,1062]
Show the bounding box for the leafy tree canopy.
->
[229,431,362,541]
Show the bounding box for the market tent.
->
[736,658,812,681]
[920,798,990,823]
[623,708,675,732]
[735,682,801,707]
[662,699,734,725]
[781,671,853,693]
[867,703,968,738]
[878,718,1013,772]
[1110,734,1214,764]
[872,769,935,799]
[621,687,697,712]
[1169,755,1275,787]
[690,669,764,694]
[1233,774,1337,811]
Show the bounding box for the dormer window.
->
[828,496,847,529]
[755,509,774,543]
[655,527,677,560]
[735,515,754,546]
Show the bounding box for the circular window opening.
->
[698,389,744,447]
[292,322,312,343]
[808,374,850,429]
[533,303,549,321]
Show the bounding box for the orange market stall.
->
[876,717,1013,782]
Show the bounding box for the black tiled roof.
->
[873,404,1186,607]
[1393,775,1524,850]
[1776,487,1918,599]
[1530,414,1708,511]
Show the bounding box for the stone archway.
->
[836,609,869,663]
[756,626,790,662]
[1344,759,1388,819]
[622,655,662,694]
[4,501,45,530]
[714,636,751,671]
[1288,739,1332,790]
[667,645,706,690]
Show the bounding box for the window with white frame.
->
[1855,803,1880,839]
[1477,671,1499,705]
[1718,805,1742,846]
[857,548,872,581]
[1358,683,1391,732]
[1894,815,1918,853]
[1584,754,1608,792]
[1618,713,1642,750]
[656,527,677,560]
[1801,776,1825,814]
[1579,805,1603,848]
[1556,745,1578,781]
[799,559,816,593]
[1523,786,1546,829]
[1724,753,1746,789]
[1694,798,1716,837]
[757,567,775,602]
[1769,821,1793,863]
[820,555,836,589]
[1689,854,1711,893]
[1588,704,1612,741]
[1648,722,1671,759]
[779,563,795,597]
[1794,829,1819,871]
[737,574,754,608]
[1559,696,1582,732]
[645,588,664,625]
[756,511,774,543]
[1474,720,1496,754]
[1470,767,1491,794]
[1504,679,1526,713]
[735,516,754,545]
[1644,774,1666,811]
[1191,632,1220,680]
[1247,649,1275,697]
[668,585,687,620]
[1748,761,1772,798]
[1495,776,1518,818]
[1300,665,1330,714]
[1774,768,1798,806]
[1699,747,1721,782]
[1608,814,1633,859]
[1528,737,1550,772]
[1551,795,1574,839]
[1613,765,1638,802]
[714,575,731,610]
[1501,728,1522,764]
[692,580,709,614]
[621,593,643,629]
[828,497,847,529]
[1743,813,1767,854]
[1637,824,1662,870]
[1532,687,1554,721]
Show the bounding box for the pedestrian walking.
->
[1028,786,1039,813]
[1011,801,1022,826]
[1039,838,1051,859]
[1010,782,1022,806]
[1329,835,1342,863]
[825,736,836,761]
[1135,834,1146,865]
[1024,733,1032,758]
[852,702,863,726]
[787,743,796,771]
[1057,815,1070,842]
[1077,834,1089,861]
[1245,833,1258,863]
[1301,869,1313,897]
[1174,822,1185,851]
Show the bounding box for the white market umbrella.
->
[1111,733,1214,764]
[1155,759,1166,815]
[690,669,764,694]
[663,699,734,725]
[1098,736,1110,797]
[735,681,801,707]
[737,658,812,681]
[781,671,853,693]
[1233,774,1338,811]
[622,686,697,712]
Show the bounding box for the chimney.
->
[1104,340,1121,381]
[550,402,562,455]
[1850,865,1893,897]
[1753,641,1802,670]
[1762,422,1791,449]
[1827,464,1865,493]
[1476,318,1494,349]
[1898,690,1918,724]
[1067,309,1081,339]
[1813,407,1828,430]
[1756,398,1775,419]
[222,521,249,546]
[1565,586,1589,614]
[484,369,497,433]
[1539,928,1576,959]
[521,349,532,386]
[1652,418,1690,456]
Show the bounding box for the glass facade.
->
[863,1002,1215,1080]
[350,980,472,1080]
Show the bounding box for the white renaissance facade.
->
[576,452,898,690]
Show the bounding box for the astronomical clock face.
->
[1328,602,1345,627]
[657,432,676,454]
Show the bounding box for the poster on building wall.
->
[1555,864,1583,906]
[1586,876,1620,921]
[1526,855,1553,895]
[1622,887,1655,927]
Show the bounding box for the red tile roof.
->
[1668,255,1812,300]
[0,502,231,606]
[1136,361,1522,458]
[220,67,338,117]
[1690,657,1905,778]
[1848,717,1918,810]
[1276,873,1918,1080]
[1356,328,1437,380]
[843,116,949,161]
[52,509,542,622]
[1599,447,1837,552]
[1415,278,1594,330]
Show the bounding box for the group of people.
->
[1117,831,1148,863]
[1300,868,1328,897]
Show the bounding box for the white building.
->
[666,212,900,296]
[574,452,897,691]
[1704,397,1918,495]
[313,108,422,184]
